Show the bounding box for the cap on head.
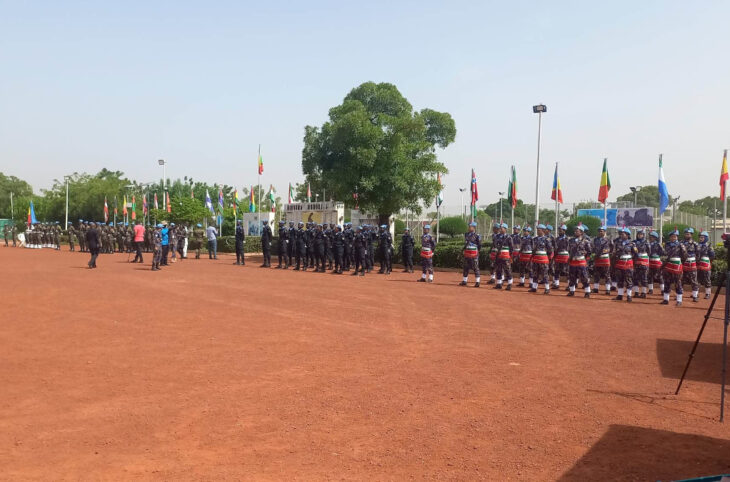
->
[493,223,500,229]
[650,231,659,238]
[546,224,553,231]
[599,225,606,231]
[380,224,387,229]
[404,227,409,232]
[513,225,521,230]
[469,222,477,227]
[279,220,284,225]
[196,223,202,228]
[700,231,709,237]
[356,225,362,231]
[560,224,567,231]
[424,224,431,230]
[684,227,694,234]
[500,222,508,229]
[670,229,679,236]
[526,227,532,233]
[156,223,163,228]
[537,223,546,230]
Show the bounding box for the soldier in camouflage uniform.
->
[67,222,76,251]
[529,224,553,294]
[697,230,714,300]
[681,227,700,302]
[553,224,569,290]
[459,221,481,287]
[487,223,500,284]
[518,226,533,287]
[493,223,514,290]
[613,227,637,302]
[632,229,650,298]
[662,229,688,306]
[152,224,163,271]
[3,224,9,247]
[566,224,592,298]
[592,226,613,295]
[648,231,665,295]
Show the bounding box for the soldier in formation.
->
[459,221,481,287]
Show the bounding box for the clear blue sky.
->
[1,1,728,212]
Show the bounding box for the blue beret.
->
[537,224,546,230]
[469,222,477,227]
[501,223,508,229]
[700,231,709,237]
[684,227,694,234]
[424,224,431,229]
[650,231,659,238]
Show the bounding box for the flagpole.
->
[436,197,440,243]
[554,162,559,229]
[724,149,728,234]
[257,144,261,231]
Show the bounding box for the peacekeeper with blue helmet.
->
[459,221,481,287]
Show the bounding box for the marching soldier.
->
[333,225,345,274]
[287,221,296,267]
[553,224,569,290]
[352,225,367,276]
[401,228,414,273]
[314,224,326,272]
[662,229,688,306]
[343,222,353,271]
[681,228,700,302]
[152,224,163,271]
[510,225,521,277]
[459,221,481,287]
[592,226,613,295]
[378,224,392,274]
[613,227,637,302]
[518,226,533,287]
[235,220,246,266]
[633,229,650,298]
[648,231,665,294]
[493,223,514,290]
[277,220,289,269]
[697,230,714,299]
[261,220,272,267]
[567,224,592,298]
[529,224,552,294]
[294,221,307,271]
[418,224,436,283]
[487,223,500,284]
[67,222,76,251]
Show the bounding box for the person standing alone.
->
[86,222,100,269]
[132,220,145,263]
[206,223,218,259]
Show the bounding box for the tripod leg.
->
[676,273,725,395]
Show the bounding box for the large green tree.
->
[301,82,456,224]
[0,173,34,219]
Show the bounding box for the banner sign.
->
[577,208,655,228]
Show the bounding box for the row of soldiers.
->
[3,224,18,247]
[462,222,714,305]
[270,221,397,275]
[17,223,62,249]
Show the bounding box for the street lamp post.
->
[64,176,70,229]
[498,192,505,223]
[533,104,547,225]
[158,159,166,214]
[672,195,681,223]
[459,188,467,220]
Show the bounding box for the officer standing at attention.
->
[662,229,688,306]
[613,227,637,302]
[235,220,246,265]
[459,221,481,287]
[553,224,569,290]
[343,222,353,271]
[378,224,393,274]
[324,223,334,270]
[332,225,345,274]
[493,223,514,290]
[487,223,500,284]
[697,230,714,299]
[632,229,650,298]
[401,228,414,273]
[418,224,436,283]
[276,220,289,269]
[648,231,665,294]
[314,224,326,272]
[510,225,521,276]
[529,224,553,294]
[352,225,367,276]
[518,226,533,287]
[294,221,307,271]
[261,219,272,268]
[152,224,163,271]
[287,221,296,267]
[67,222,76,251]
[3,224,10,247]
[681,228,700,302]
[592,226,613,295]
[566,225,593,297]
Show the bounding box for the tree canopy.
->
[301,82,456,223]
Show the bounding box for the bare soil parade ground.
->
[1,248,729,481]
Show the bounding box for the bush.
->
[437,216,468,238]
[662,223,698,242]
[565,215,601,236]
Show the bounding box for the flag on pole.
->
[131,195,136,220]
[598,158,611,204]
[258,150,264,175]
[268,185,276,212]
[658,154,670,214]
[114,197,118,216]
[436,173,444,207]
[143,195,148,215]
[470,169,478,219]
[233,189,240,213]
[122,195,128,216]
[28,200,37,225]
[205,190,214,214]
[166,192,171,213]
[508,165,518,208]
[104,197,109,222]
[154,193,159,210]
[218,190,224,213]
[288,183,294,203]
[550,164,562,204]
[353,192,359,210]
[720,149,729,201]
[249,186,256,212]
[307,183,311,202]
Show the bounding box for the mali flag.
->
[720,149,728,201]
[131,195,136,220]
[122,195,128,216]
[597,158,611,204]
[249,186,256,213]
[258,150,264,175]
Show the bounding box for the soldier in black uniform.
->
[352,225,367,276]
[287,221,296,267]
[378,225,393,274]
[235,220,246,265]
[261,219,272,267]
[324,223,333,270]
[333,225,345,274]
[276,220,289,269]
[314,224,326,272]
[401,228,414,273]
[294,221,307,271]
[343,222,353,271]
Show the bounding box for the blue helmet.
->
[670,229,679,236]
[513,225,521,230]
[576,225,586,232]
[469,222,477,227]
[380,224,387,229]
[156,223,163,228]
[526,227,533,233]
[196,223,202,228]
[336,224,342,229]
[560,224,567,231]
[500,222,508,229]
[700,231,709,238]
[684,227,694,234]
[493,222,501,229]
[546,224,553,231]
[649,231,658,238]
[537,223,546,230]
[599,225,607,231]
[424,224,431,230]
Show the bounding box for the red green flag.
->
[597,158,611,204]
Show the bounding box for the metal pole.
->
[257,144,262,230]
[535,111,542,225]
[511,205,514,230]
[499,195,503,223]
[724,150,728,234]
[65,178,69,228]
[10,192,13,220]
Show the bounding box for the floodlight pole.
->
[532,104,547,225]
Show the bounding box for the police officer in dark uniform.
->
[294,221,307,271]
[343,222,353,271]
[277,220,289,269]
[401,228,414,273]
[235,220,246,265]
[566,225,592,298]
[261,219,272,267]
[460,221,481,287]
[333,225,345,274]
[324,223,333,270]
[314,224,326,272]
[352,225,367,276]
[287,221,296,267]
[378,224,393,274]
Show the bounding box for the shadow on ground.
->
[559,424,730,481]
[657,338,729,385]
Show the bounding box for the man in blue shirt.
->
[206,224,218,259]
[161,223,170,265]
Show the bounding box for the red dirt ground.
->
[1,247,729,481]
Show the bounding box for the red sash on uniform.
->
[569,256,587,267]
[649,256,662,269]
[554,251,569,264]
[421,247,434,259]
[664,257,683,274]
[498,248,511,260]
[519,252,532,263]
[489,248,497,261]
[636,253,649,267]
[698,256,711,271]
[683,256,697,271]
[532,251,549,265]
[463,249,478,259]
[594,254,611,267]
[615,257,634,270]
